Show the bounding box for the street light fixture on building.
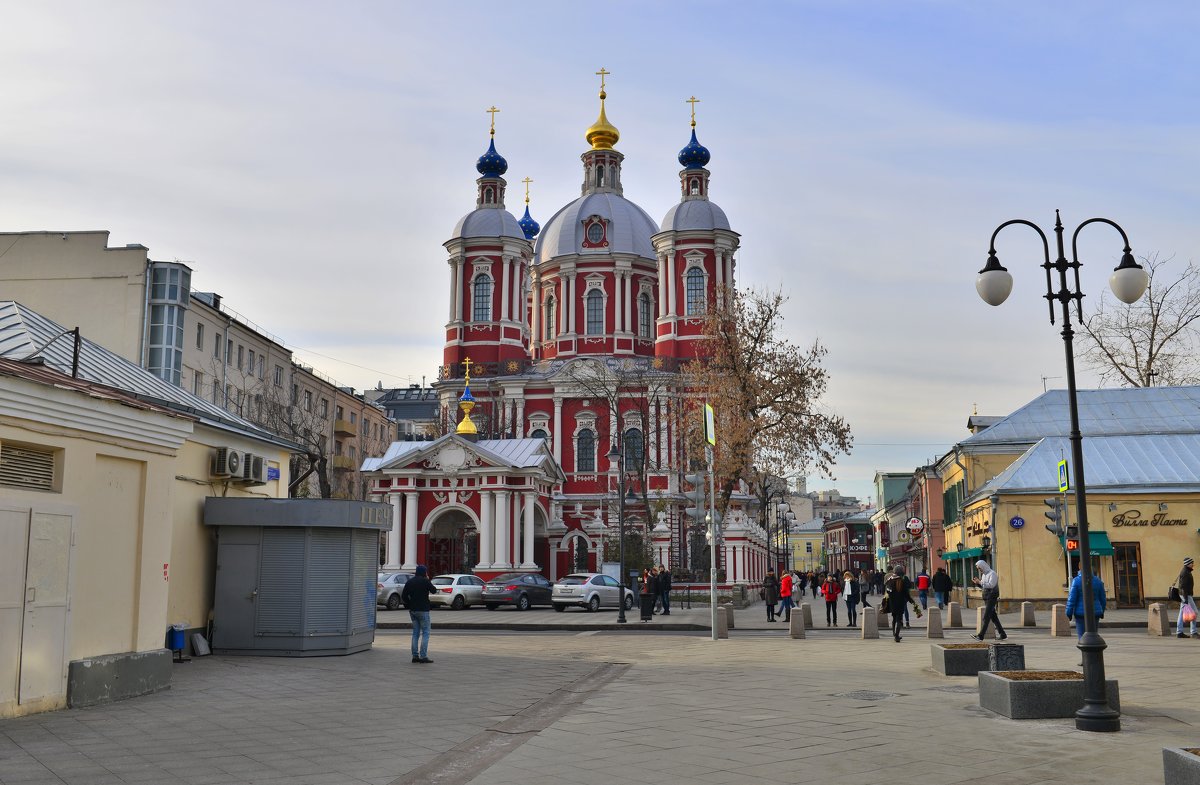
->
[976,210,1147,734]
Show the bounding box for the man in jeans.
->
[969,559,1008,642]
[400,565,438,663]
[656,565,672,616]
[1177,557,1197,639]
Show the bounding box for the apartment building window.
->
[321,398,329,417]
[146,263,190,386]
[226,339,233,365]
[349,445,356,460]
[335,440,343,456]
[237,345,244,371]
[291,384,298,404]
[258,357,265,379]
[214,334,221,358]
[247,349,255,373]
[361,417,368,436]
[350,412,357,425]
[193,371,203,397]
[336,406,344,420]
[225,385,234,409]
[212,379,220,403]
[195,322,204,350]
[303,390,313,412]
[274,365,283,387]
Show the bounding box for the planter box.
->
[931,643,990,676]
[978,671,1120,719]
[1163,748,1200,785]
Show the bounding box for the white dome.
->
[450,207,526,241]
[534,192,658,264]
[660,199,731,232]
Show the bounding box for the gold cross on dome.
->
[462,356,474,383]
[522,176,533,204]
[595,67,609,92]
[686,96,700,128]
[486,106,500,136]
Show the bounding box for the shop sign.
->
[906,517,925,536]
[1111,509,1189,528]
[848,543,870,553]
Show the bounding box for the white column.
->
[453,260,464,322]
[448,260,459,321]
[612,273,622,333]
[648,400,658,471]
[522,492,537,568]
[516,397,525,438]
[715,250,724,291]
[608,405,618,465]
[476,491,494,569]
[501,256,511,321]
[666,255,676,316]
[657,256,667,318]
[727,254,735,288]
[624,274,633,334]
[553,396,563,464]
[403,491,419,569]
[656,399,667,468]
[558,275,566,335]
[494,490,512,568]
[568,274,577,334]
[385,493,402,569]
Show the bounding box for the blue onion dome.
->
[459,384,475,403]
[518,205,540,240]
[476,137,508,177]
[677,128,711,170]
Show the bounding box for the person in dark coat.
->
[1177,557,1197,638]
[884,565,917,642]
[763,570,780,622]
[656,564,672,616]
[931,567,954,610]
[399,565,438,663]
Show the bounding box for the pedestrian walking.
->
[859,570,872,608]
[884,565,920,642]
[762,569,780,622]
[639,567,656,622]
[931,567,953,610]
[821,571,841,626]
[1176,557,1198,639]
[873,570,885,596]
[797,571,808,596]
[969,560,1008,641]
[1065,568,1107,640]
[400,565,437,663]
[916,568,931,610]
[844,571,859,627]
[779,569,795,623]
[810,571,820,598]
[657,564,672,616]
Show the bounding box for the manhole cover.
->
[834,690,897,701]
[929,685,978,694]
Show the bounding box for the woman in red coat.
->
[820,572,842,626]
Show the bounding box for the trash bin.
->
[639,592,655,622]
[167,624,186,653]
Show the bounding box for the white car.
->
[552,573,635,613]
[429,573,485,610]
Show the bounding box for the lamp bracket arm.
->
[988,219,1052,264]
[1069,218,1132,321]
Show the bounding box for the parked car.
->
[483,572,554,611]
[430,574,486,610]
[552,573,635,613]
[376,572,413,610]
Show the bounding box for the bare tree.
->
[1080,254,1200,387]
[682,287,853,517]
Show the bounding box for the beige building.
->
[0,302,295,717]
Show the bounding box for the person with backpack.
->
[916,568,931,610]
[821,571,842,626]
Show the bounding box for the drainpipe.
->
[953,444,970,607]
[140,259,152,367]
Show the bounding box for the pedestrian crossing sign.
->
[1057,459,1069,493]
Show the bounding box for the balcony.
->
[331,455,356,471]
[334,419,355,436]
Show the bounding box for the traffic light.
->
[1043,497,1064,537]
[683,473,706,521]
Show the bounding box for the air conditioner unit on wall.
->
[239,453,266,486]
[211,447,242,479]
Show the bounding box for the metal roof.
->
[534,192,658,264]
[961,387,1200,449]
[975,433,1200,497]
[659,199,732,232]
[362,435,563,480]
[449,207,526,241]
[0,301,297,449]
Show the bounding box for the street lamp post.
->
[608,445,638,625]
[976,210,1148,733]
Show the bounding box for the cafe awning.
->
[1062,531,1114,556]
[943,547,983,560]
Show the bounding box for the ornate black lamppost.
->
[608,445,637,624]
[976,210,1148,733]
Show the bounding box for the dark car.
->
[483,572,554,611]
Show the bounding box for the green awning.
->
[1062,531,1114,556]
[944,547,983,560]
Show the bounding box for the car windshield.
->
[431,577,453,586]
[559,575,590,585]
[490,573,524,583]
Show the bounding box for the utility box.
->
[204,498,390,656]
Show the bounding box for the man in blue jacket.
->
[1065,569,1107,641]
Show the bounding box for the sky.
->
[1,2,1197,504]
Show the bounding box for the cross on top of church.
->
[486,106,500,136]
[462,356,474,383]
[522,176,532,204]
[595,67,609,95]
[687,95,700,128]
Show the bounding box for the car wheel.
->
[623,594,634,611]
[385,594,401,611]
[516,594,531,612]
[587,595,601,613]
[553,604,566,613]
[485,604,498,611]
[451,595,465,610]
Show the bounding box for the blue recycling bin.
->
[167,624,186,652]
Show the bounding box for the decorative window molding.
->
[581,215,608,249]
[585,288,605,336]
[573,425,596,473]
[472,272,493,322]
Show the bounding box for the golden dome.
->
[585,89,620,150]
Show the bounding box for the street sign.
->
[1057,459,1069,493]
[1010,515,1025,529]
[703,403,716,446]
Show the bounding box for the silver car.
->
[552,573,635,613]
[429,573,486,610]
[376,572,413,610]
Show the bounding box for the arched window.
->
[623,428,643,468]
[596,164,605,188]
[473,274,493,321]
[690,178,700,195]
[685,267,705,316]
[638,292,652,339]
[544,295,557,340]
[586,289,604,335]
[530,428,548,440]
[576,429,595,472]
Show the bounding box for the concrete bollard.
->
[976,607,986,635]
[715,606,729,639]
[947,602,963,628]
[1148,602,1171,636]
[789,612,806,639]
[861,606,879,639]
[926,606,944,638]
[722,603,735,629]
[1050,603,1071,637]
[801,602,814,630]
[1021,601,1036,627]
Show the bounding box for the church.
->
[363,73,771,585]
